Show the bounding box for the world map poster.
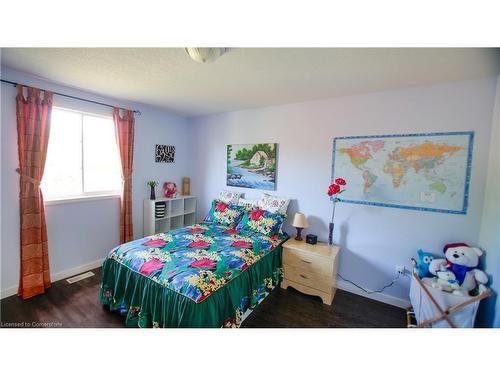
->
[332,132,474,214]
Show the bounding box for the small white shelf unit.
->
[143,196,197,236]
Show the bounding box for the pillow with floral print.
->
[257,193,290,216]
[204,200,245,227]
[236,209,284,236]
[238,198,258,211]
[218,190,242,204]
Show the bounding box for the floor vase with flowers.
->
[327,178,347,246]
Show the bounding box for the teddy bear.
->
[430,266,468,296]
[429,242,488,295]
[163,182,179,198]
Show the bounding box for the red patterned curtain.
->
[113,108,135,243]
[16,86,53,299]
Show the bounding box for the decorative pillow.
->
[205,200,245,227]
[257,193,290,216]
[236,209,284,236]
[218,190,242,204]
[238,198,258,211]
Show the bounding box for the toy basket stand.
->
[407,260,492,328]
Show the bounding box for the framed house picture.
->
[226,143,277,190]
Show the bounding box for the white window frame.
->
[43,106,123,205]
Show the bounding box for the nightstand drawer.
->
[283,264,332,293]
[283,247,333,277]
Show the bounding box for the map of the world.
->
[332,132,473,214]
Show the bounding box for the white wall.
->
[477,75,500,327]
[1,67,191,296]
[189,77,497,304]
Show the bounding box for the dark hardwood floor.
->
[241,287,405,328]
[1,267,406,328]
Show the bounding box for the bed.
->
[100,221,289,327]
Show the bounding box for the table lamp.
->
[292,213,309,241]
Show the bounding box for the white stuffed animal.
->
[431,266,468,296]
[429,243,488,295]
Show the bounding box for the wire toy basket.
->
[407,259,492,328]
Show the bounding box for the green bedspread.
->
[100,223,288,327]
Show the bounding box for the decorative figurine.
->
[182,177,190,196]
[163,182,178,198]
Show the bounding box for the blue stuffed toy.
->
[415,249,435,278]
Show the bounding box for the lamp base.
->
[294,227,303,241]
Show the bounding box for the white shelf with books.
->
[143,196,197,236]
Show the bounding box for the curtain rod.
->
[0,79,141,116]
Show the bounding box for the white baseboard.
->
[1,258,105,299]
[337,279,410,309]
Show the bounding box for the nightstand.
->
[281,239,340,305]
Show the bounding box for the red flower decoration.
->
[143,239,167,247]
[188,240,212,248]
[327,183,341,196]
[190,258,216,268]
[139,259,164,275]
[335,178,346,186]
[224,226,240,234]
[248,209,265,221]
[215,202,229,212]
[189,227,206,233]
[232,240,253,248]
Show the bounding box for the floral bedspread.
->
[107,223,287,303]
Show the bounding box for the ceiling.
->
[1,48,499,117]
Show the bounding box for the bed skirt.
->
[100,244,283,328]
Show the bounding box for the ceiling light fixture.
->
[185,48,228,63]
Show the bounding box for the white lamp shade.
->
[292,213,309,228]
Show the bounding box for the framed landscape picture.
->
[227,143,277,190]
[331,131,473,214]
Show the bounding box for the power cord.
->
[337,272,402,294]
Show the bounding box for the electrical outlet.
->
[395,265,406,274]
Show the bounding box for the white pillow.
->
[238,198,258,211]
[257,193,290,216]
[218,190,242,204]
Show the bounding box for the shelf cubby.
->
[184,197,197,214]
[143,196,197,236]
[170,215,184,230]
[184,212,196,227]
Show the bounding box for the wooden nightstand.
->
[281,239,340,305]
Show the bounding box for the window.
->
[41,107,122,201]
